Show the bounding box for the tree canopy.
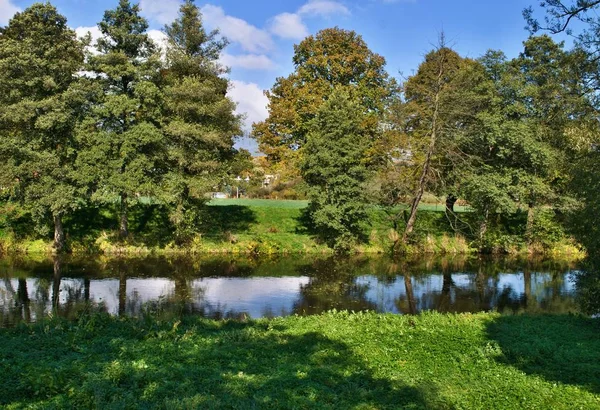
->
[253,27,397,170]
[0,3,84,251]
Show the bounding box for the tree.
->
[301,88,373,253]
[0,3,84,252]
[254,27,397,173]
[450,36,593,249]
[76,0,164,239]
[513,36,593,238]
[389,40,475,245]
[457,50,553,243]
[161,0,241,243]
[525,1,600,37]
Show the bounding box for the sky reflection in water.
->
[0,255,580,326]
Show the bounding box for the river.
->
[0,254,581,326]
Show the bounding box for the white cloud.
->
[76,26,168,57]
[201,4,274,53]
[267,1,348,42]
[75,26,102,55]
[75,26,102,43]
[139,0,181,25]
[227,80,269,132]
[147,29,169,54]
[220,53,275,70]
[269,12,308,40]
[0,0,20,25]
[298,0,350,17]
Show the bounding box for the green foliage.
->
[301,90,373,253]
[1,312,599,408]
[569,149,600,253]
[75,0,164,238]
[449,37,589,246]
[0,3,85,251]
[254,27,397,171]
[160,0,241,244]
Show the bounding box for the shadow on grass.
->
[65,205,117,249]
[200,205,257,238]
[0,317,434,409]
[64,203,258,248]
[294,207,369,249]
[486,314,600,394]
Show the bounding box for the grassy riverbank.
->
[0,199,583,257]
[1,311,598,409]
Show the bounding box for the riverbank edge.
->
[0,232,586,259]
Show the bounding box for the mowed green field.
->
[209,198,470,212]
[0,312,598,409]
[209,198,310,209]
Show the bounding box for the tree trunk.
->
[445,195,457,213]
[120,193,128,239]
[53,214,66,253]
[479,208,490,244]
[526,204,535,244]
[52,255,62,311]
[402,49,445,244]
[404,273,417,315]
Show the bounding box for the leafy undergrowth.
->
[0,199,584,257]
[1,312,599,409]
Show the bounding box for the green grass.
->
[0,312,598,409]
[209,198,470,212]
[209,198,311,209]
[0,199,582,257]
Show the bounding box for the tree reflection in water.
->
[0,254,587,326]
[293,257,378,315]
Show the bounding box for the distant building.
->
[262,174,278,188]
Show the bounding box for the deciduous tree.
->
[254,28,397,174]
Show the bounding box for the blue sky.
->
[2,0,549,152]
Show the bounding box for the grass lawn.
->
[0,312,598,409]
[209,198,471,213]
[209,198,310,209]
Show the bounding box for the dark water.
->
[0,254,580,327]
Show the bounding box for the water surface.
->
[0,255,580,326]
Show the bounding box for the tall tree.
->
[254,27,397,175]
[512,36,592,239]
[525,0,600,313]
[161,0,241,243]
[301,88,373,253]
[391,41,472,245]
[457,49,555,243]
[0,3,84,252]
[76,0,164,239]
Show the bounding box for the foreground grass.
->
[1,312,598,409]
